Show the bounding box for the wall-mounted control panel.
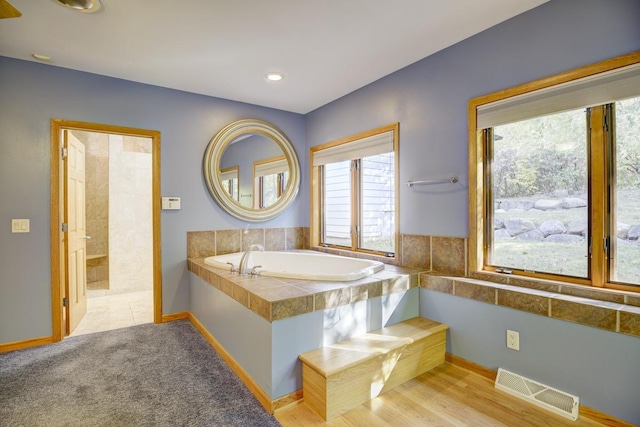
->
[162,197,181,210]
[12,219,30,233]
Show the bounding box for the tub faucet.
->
[239,244,264,275]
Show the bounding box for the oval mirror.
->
[203,119,300,222]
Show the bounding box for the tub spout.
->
[239,244,264,275]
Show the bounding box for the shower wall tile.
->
[108,134,153,293]
[79,130,110,289]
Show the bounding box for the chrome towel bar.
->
[406,176,458,187]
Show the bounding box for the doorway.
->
[50,120,162,341]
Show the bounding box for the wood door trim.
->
[50,119,162,341]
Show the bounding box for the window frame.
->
[253,155,288,209]
[310,123,399,258]
[468,51,640,293]
[219,165,239,201]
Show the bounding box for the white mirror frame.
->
[203,119,300,222]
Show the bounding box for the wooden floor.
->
[275,362,611,427]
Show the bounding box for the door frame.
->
[50,119,162,341]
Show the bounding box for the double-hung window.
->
[220,166,239,201]
[469,52,640,292]
[253,156,288,209]
[310,123,398,256]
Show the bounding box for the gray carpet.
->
[0,320,281,427]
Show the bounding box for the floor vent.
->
[495,368,579,421]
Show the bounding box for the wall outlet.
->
[506,329,520,351]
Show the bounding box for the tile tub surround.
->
[421,274,640,339]
[187,227,309,259]
[188,229,640,332]
[188,258,420,322]
[188,229,468,272]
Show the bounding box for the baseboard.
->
[272,389,303,412]
[186,312,279,413]
[1,312,186,353]
[445,353,497,381]
[446,353,634,427]
[0,336,53,353]
[161,311,189,322]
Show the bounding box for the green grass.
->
[492,239,640,285]
[493,188,640,285]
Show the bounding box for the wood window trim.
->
[468,51,640,293]
[310,123,400,257]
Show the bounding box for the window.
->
[310,124,398,256]
[220,166,239,201]
[253,156,288,209]
[469,52,640,292]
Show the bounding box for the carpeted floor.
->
[0,320,281,426]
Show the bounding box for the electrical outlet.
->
[506,329,520,351]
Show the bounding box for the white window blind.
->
[254,157,288,177]
[312,130,394,166]
[477,63,640,129]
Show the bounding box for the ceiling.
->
[0,0,548,114]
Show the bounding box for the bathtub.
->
[203,250,385,281]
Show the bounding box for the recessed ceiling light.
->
[265,72,284,82]
[32,53,51,62]
[53,0,101,13]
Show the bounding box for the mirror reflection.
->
[219,133,287,208]
[203,119,300,222]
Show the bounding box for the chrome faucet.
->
[239,244,264,275]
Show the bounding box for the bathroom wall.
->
[304,0,640,423]
[75,130,110,289]
[305,0,640,238]
[108,134,153,294]
[1,3,639,422]
[0,57,306,343]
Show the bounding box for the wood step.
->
[299,317,449,420]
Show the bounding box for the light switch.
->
[12,219,30,233]
[162,197,181,210]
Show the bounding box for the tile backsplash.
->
[187,228,466,274]
[187,227,310,259]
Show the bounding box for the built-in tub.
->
[204,250,384,281]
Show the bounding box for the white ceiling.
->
[0,0,548,114]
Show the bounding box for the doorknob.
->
[82,236,91,240]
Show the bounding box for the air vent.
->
[495,368,579,421]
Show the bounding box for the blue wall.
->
[1,0,639,422]
[0,59,306,342]
[421,290,640,424]
[305,0,640,237]
[304,0,640,422]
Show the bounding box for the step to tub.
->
[299,317,449,420]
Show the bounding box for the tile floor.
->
[70,289,153,337]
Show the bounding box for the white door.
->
[65,131,88,333]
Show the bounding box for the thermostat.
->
[162,197,181,210]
